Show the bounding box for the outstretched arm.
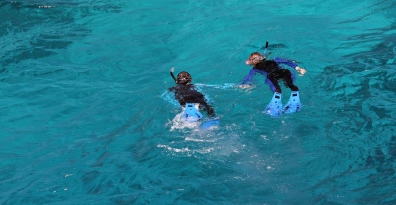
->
[240,69,257,88]
[274,57,307,75]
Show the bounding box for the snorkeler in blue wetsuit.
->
[168,70,217,126]
[240,50,307,116]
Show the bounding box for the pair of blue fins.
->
[181,103,219,129]
[265,91,302,117]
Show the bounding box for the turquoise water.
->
[1,0,396,204]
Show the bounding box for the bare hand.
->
[295,66,307,76]
[239,84,251,89]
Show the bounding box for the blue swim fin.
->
[182,103,203,122]
[264,92,282,116]
[283,91,302,114]
[200,119,220,129]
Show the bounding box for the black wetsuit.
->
[255,60,298,93]
[242,57,299,93]
[168,84,215,117]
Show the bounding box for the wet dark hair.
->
[176,71,192,85]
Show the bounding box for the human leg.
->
[267,71,282,93]
[280,69,298,91]
[279,69,301,113]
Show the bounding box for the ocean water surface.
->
[1,0,396,204]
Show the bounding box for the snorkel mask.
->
[245,55,265,65]
[245,41,270,65]
[169,68,192,85]
[176,71,192,85]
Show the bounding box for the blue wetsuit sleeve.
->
[274,57,298,69]
[241,69,257,85]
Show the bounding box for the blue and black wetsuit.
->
[168,84,215,117]
[241,57,299,93]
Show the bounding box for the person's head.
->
[245,52,265,66]
[176,71,192,85]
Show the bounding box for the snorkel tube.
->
[263,41,269,56]
[170,67,177,83]
[263,41,273,58]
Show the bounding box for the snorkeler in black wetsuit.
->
[241,52,306,93]
[168,70,215,118]
[240,49,307,116]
